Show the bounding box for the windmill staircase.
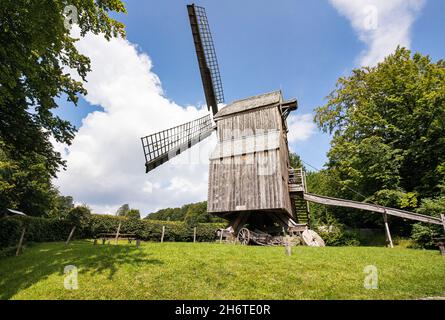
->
[289,168,310,226]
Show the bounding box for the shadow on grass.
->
[0,240,162,299]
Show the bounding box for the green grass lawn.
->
[0,241,444,300]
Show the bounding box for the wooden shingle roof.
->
[214,91,282,119]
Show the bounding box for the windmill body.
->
[208,91,301,233]
[141,4,309,244]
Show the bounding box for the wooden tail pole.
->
[383,212,394,248]
[65,226,76,246]
[193,227,197,243]
[16,227,26,256]
[161,225,165,243]
[115,222,122,245]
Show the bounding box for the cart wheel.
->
[237,228,250,245]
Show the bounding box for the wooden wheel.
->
[237,228,250,245]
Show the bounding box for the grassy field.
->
[0,241,444,300]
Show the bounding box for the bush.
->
[67,205,91,228]
[410,223,442,249]
[0,216,72,247]
[316,225,361,246]
[0,214,226,248]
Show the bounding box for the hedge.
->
[0,214,226,248]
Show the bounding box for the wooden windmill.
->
[141,4,445,247]
[141,4,308,244]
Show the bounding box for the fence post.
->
[193,227,197,243]
[16,227,26,256]
[284,236,292,256]
[115,222,122,245]
[161,225,165,243]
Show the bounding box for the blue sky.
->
[54,0,445,214]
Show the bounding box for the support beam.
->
[303,193,443,225]
[115,222,121,245]
[65,226,76,246]
[231,212,250,233]
[383,212,394,248]
[16,227,26,256]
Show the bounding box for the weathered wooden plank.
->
[303,193,443,225]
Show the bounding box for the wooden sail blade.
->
[187,4,224,116]
[141,114,215,173]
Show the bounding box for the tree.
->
[146,201,225,224]
[315,47,445,208]
[48,192,74,219]
[289,152,304,169]
[126,209,141,220]
[184,202,211,226]
[116,204,130,217]
[67,205,91,229]
[0,140,59,215]
[0,0,126,215]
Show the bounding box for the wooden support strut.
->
[115,222,122,245]
[65,226,76,246]
[16,227,26,256]
[383,211,394,248]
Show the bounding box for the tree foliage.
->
[146,201,225,224]
[126,209,141,220]
[115,204,141,219]
[115,204,130,216]
[289,152,304,169]
[0,141,58,215]
[66,205,91,228]
[0,0,126,215]
[314,47,445,219]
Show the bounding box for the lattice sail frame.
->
[193,5,224,104]
[187,4,224,115]
[141,114,214,173]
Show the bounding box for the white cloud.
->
[329,0,425,66]
[287,114,316,143]
[55,29,216,216]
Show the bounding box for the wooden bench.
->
[96,233,138,245]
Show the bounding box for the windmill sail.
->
[187,4,224,116]
[141,114,215,173]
